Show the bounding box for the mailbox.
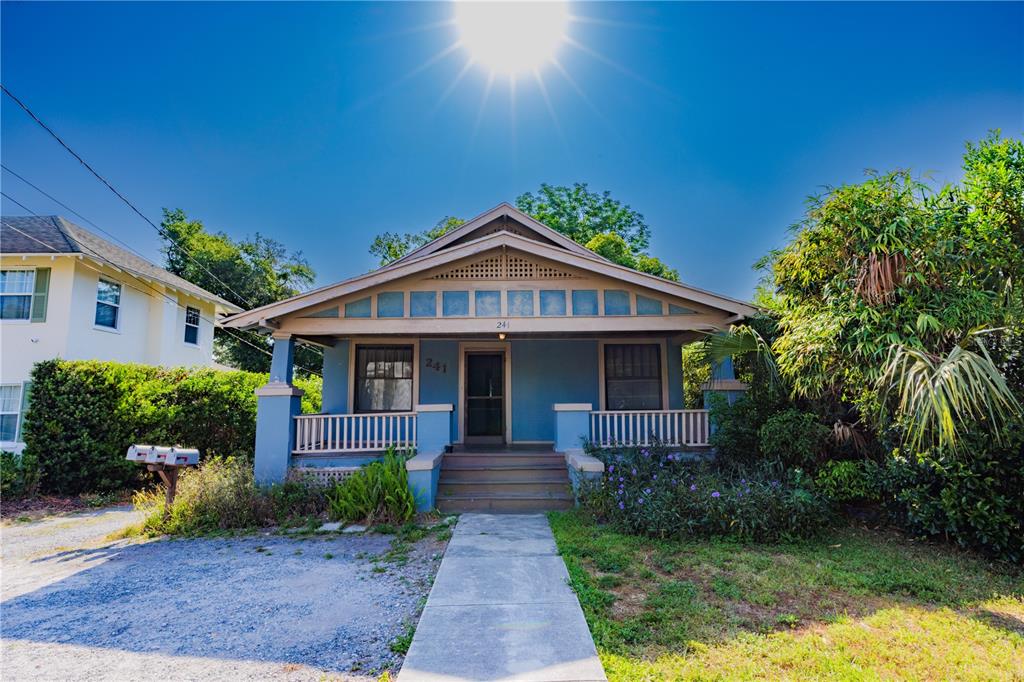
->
[144,446,173,466]
[126,444,154,463]
[167,447,199,467]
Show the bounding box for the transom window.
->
[0,270,35,321]
[604,344,663,410]
[0,384,22,442]
[354,345,413,413]
[95,279,122,329]
[184,306,200,344]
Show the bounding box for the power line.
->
[1,193,322,376]
[1,84,256,309]
[2,163,322,359]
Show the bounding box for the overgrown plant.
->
[326,448,416,525]
[878,331,1021,453]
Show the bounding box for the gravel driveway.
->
[1,507,447,680]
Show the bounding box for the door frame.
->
[457,341,512,444]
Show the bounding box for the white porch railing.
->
[293,412,417,454]
[590,410,710,448]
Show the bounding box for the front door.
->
[465,352,504,444]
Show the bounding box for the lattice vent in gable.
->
[430,253,577,280]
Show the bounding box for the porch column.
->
[554,403,592,453]
[407,404,453,512]
[554,403,605,503]
[701,356,749,406]
[254,333,304,484]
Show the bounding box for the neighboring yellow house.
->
[0,215,240,452]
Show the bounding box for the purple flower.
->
[644,488,652,495]
[619,477,624,482]
[608,465,614,473]
[618,502,625,510]
[740,479,746,484]
[653,474,658,481]
[711,491,721,498]
[690,484,697,492]
[632,469,637,476]
[638,498,644,504]
[642,449,650,457]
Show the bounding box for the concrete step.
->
[442,454,565,467]
[438,479,571,496]
[437,493,575,514]
[440,464,567,481]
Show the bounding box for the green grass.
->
[549,509,1024,680]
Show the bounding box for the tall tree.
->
[758,132,1023,452]
[160,209,321,374]
[367,183,680,280]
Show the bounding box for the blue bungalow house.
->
[222,204,754,512]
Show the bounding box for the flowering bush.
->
[582,443,832,541]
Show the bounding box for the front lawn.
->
[549,510,1024,680]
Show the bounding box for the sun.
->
[454,1,570,76]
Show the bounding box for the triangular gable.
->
[222,229,757,329]
[390,202,601,266]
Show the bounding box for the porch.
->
[255,333,745,513]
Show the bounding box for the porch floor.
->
[437,447,573,514]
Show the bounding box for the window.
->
[0,384,22,442]
[184,306,200,344]
[355,345,413,413]
[95,279,121,329]
[604,344,662,410]
[0,270,35,321]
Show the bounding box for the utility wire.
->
[1,192,322,376]
[1,84,256,309]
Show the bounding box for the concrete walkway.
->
[399,513,606,682]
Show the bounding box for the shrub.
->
[135,456,328,535]
[582,443,832,542]
[22,359,321,495]
[759,408,831,468]
[881,423,1024,563]
[815,459,881,503]
[1,450,39,498]
[326,448,416,525]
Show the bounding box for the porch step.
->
[440,463,567,481]
[438,479,571,496]
[442,454,564,467]
[436,492,574,514]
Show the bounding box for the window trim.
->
[94,277,122,331]
[0,268,36,323]
[183,305,200,346]
[352,343,416,414]
[599,339,669,411]
[0,382,23,444]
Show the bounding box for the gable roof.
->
[390,202,603,266]
[222,226,756,329]
[1,215,241,313]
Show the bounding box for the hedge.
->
[21,360,321,495]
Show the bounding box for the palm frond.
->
[707,325,781,388]
[878,333,1023,453]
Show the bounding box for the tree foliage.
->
[367,183,679,280]
[159,209,321,374]
[761,132,1023,449]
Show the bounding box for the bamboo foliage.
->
[855,251,908,305]
[707,325,781,389]
[878,333,1023,453]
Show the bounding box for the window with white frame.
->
[184,306,200,344]
[354,345,414,413]
[95,278,121,329]
[0,270,35,321]
[0,384,22,442]
[604,343,663,410]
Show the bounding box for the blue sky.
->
[2,1,1022,300]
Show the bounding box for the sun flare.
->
[454,1,570,76]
